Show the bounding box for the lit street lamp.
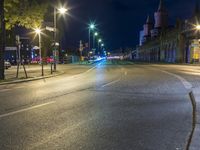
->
[88,23,95,52]
[93,32,98,49]
[35,28,42,63]
[98,39,102,55]
[34,28,44,76]
[53,6,68,71]
[196,24,200,30]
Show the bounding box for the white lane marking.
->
[158,69,192,90]
[85,62,102,73]
[0,101,56,119]
[102,78,121,88]
[0,89,12,92]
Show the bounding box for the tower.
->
[154,0,168,28]
[143,15,153,37]
[193,0,200,18]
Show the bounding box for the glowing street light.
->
[88,23,96,51]
[196,24,200,30]
[54,6,68,71]
[93,32,98,49]
[94,32,98,36]
[58,7,68,14]
[89,24,95,30]
[34,28,44,76]
[98,39,102,54]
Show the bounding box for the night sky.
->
[61,0,197,50]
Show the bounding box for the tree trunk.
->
[0,0,5,80]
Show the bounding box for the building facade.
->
[138,0,200,63]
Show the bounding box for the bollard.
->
[51,63,53,74]
[41,63,44,76]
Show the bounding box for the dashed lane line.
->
[101,78,121,88]
[0,89,12,92]
[0,101,56,119]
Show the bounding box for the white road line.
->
[157,69,192,90]
[102,78,121,88]
[0,89,12,92]
[0,101,56,119]
[85,62,102,73]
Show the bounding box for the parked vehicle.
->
[4,61,11,69]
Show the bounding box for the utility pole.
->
[0,0,5,80]
[53,7,57,71]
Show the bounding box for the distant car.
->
[4,61,11,69]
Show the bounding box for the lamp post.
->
[98,39,102,54]
[53,6,68,71]
[88,23,95,52]
[196,25,200,30]
[93,32,98,50]
[34,28,44,76]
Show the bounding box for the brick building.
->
[138,0,200,63]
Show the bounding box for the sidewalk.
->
[0,63,96,85]
[0,64,63,85]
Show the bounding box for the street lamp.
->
[196,24,200,30]
[93,32,98,51]
[58,7,68,14]
[98,39,102,55]
[88,23,95,52]
[53,6,68,71]
[34,28,44,76]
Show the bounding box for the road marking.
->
[157,69,192,90]
[85,62,102,73]
[0,89,12,92]
[0,101,56,119]
[102,78,121,88]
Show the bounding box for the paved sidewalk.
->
[0,64,94,85]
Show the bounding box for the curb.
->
[0,62,100,85]
[187,89,200,150]
[0,71,65,85]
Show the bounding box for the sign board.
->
[5,47,17,51]
[46,26,55,32]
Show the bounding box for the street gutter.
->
[0,71,65,85]
[0,62,102,85]
[187,89,200,150]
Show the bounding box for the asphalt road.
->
[0,61,194,150]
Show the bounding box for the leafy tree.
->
[4,0,49,30]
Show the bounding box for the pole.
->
[39,33,42,64]
[93,34,95,50]
[0,0,5,80]
[38,33,43,76]
[89,29,90,52]
[98,42,100,54]
[54,7,56,70]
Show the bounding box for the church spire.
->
[158,0,164,11]
[146,15,151,24]
[194,0,200,15]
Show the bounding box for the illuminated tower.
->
[143,15,153,37]
[154,0,168,28]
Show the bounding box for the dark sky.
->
[61,0,197,50]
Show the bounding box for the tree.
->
[0,0,49,80]
[4,0,49,30]
[0,0,5,80]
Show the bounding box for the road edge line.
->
[186,91,197,150]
